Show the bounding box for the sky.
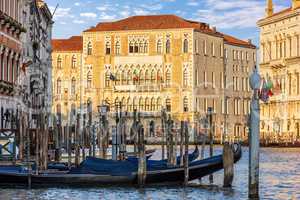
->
[45,0,291,46]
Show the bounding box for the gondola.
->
[0,144,241,187]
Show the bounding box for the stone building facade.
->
[257,0,300,144]
[52,15,256,142]
[21,0,53,129]
[0,0,24,130]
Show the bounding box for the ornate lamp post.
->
[249,67,261,199]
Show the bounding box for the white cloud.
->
[74,2,80,6]
[49,6,72,19]
[73,19,85,24]
[187,1,199,6]
[99,13,117,21]
[193,0,286,29]
[133,8,152,16]
[80,12,97,18]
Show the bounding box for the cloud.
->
[99,13,117,21]
[74,2,80,6]
[73,19,85,24]
[187,1,199,6]
[49,6,72,19]
[193,0,286,29]
[80,12,97,18]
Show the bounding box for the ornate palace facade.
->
[52,15,256,142]
[258,0,300,143]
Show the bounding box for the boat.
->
[0,144,241,187]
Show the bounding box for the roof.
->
[222,34,256,49]
[84,14,216,33]
[84,14,254,48]
[52,36,83,52]
[269,7,292,18]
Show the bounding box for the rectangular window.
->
[204,71,207,88]
[195,69,198,86]
[297,35,300,57]
[195,39,199,54]
[203,98,207,113]
[220,44,224,57]
[211,42,215,57]
[221,99,224,114]
[203,40,207,55]
[220,72,224,89]
[212,72,215,88]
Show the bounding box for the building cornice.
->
[257,8,300,27]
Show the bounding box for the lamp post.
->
[249,67,261,199]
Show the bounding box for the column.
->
[3,49,9,82]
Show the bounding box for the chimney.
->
[292,0,300,9]
[266,0,274,17]
[212,26,217,33]
[248,39,252,44]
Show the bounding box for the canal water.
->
[0,147,299,200]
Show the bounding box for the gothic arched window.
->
[71,55,76,68]
[157,39,162,54]
[166,39,171,54]
[57,78,61,94]
[115,41,121,55]
[151,69,156,83]
[87,42,92,55]
[165,69,171,86]
[71,77,76,95]
[183,39,188,53]
[183,96,188,112]
[166,98,171,112]
[106,41,111,55]
[57,56,62,68]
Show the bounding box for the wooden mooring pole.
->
[161,109,167,160]
[75,114,80,166]
[249,68,261,199]
[223,142,234,187]
[180,121,184,166]
[138,123,146,187]
[208,107,214,184]
[183,121,189,186]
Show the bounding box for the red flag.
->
[21,60,33,73]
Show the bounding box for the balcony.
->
[114,84,163,92]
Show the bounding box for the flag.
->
[21,60,33,73]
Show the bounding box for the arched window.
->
[144,41,148,53]
[71,77,76,95]
[166,39,171,54]
[57,56,62,68]
[105,71,110,87]
[71,104,76,118]
[145,97,150,111]
[127,70,132,85]
[183,39,188,53]
[127,97,132,112]
[166,98,171,112]
[133,97,138,111]
[157,39,162,54]
[121,97,126,110]
[121,70,126,84]
[150,97,156,111]
[165,69,171,86]
[139,97,144,111]
[139,41,144,53]
[57,78,61,94]
[133,70,139,85]
[71,55,76,68]
[106,41,111,55]
[115,41,121,55]
[139,69,144,85]
[87,42,92,55]
[87,71,92,88]
[115,70,121,85]
[134,41,139,53]
[129,41,134,53]
[145,70,150,84]
[183,96,188,112]
[157,70,162,84]
[115,97,119,110]
[183,68,188,87]
[157,97,162,110]
[56,104,62,123]
[151,69,156,83]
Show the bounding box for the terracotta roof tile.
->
[221,33,256,49]
[84,15,214,33]
[52,36,83,52]
[268,7,292,18]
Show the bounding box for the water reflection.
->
[0,147,300,200]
